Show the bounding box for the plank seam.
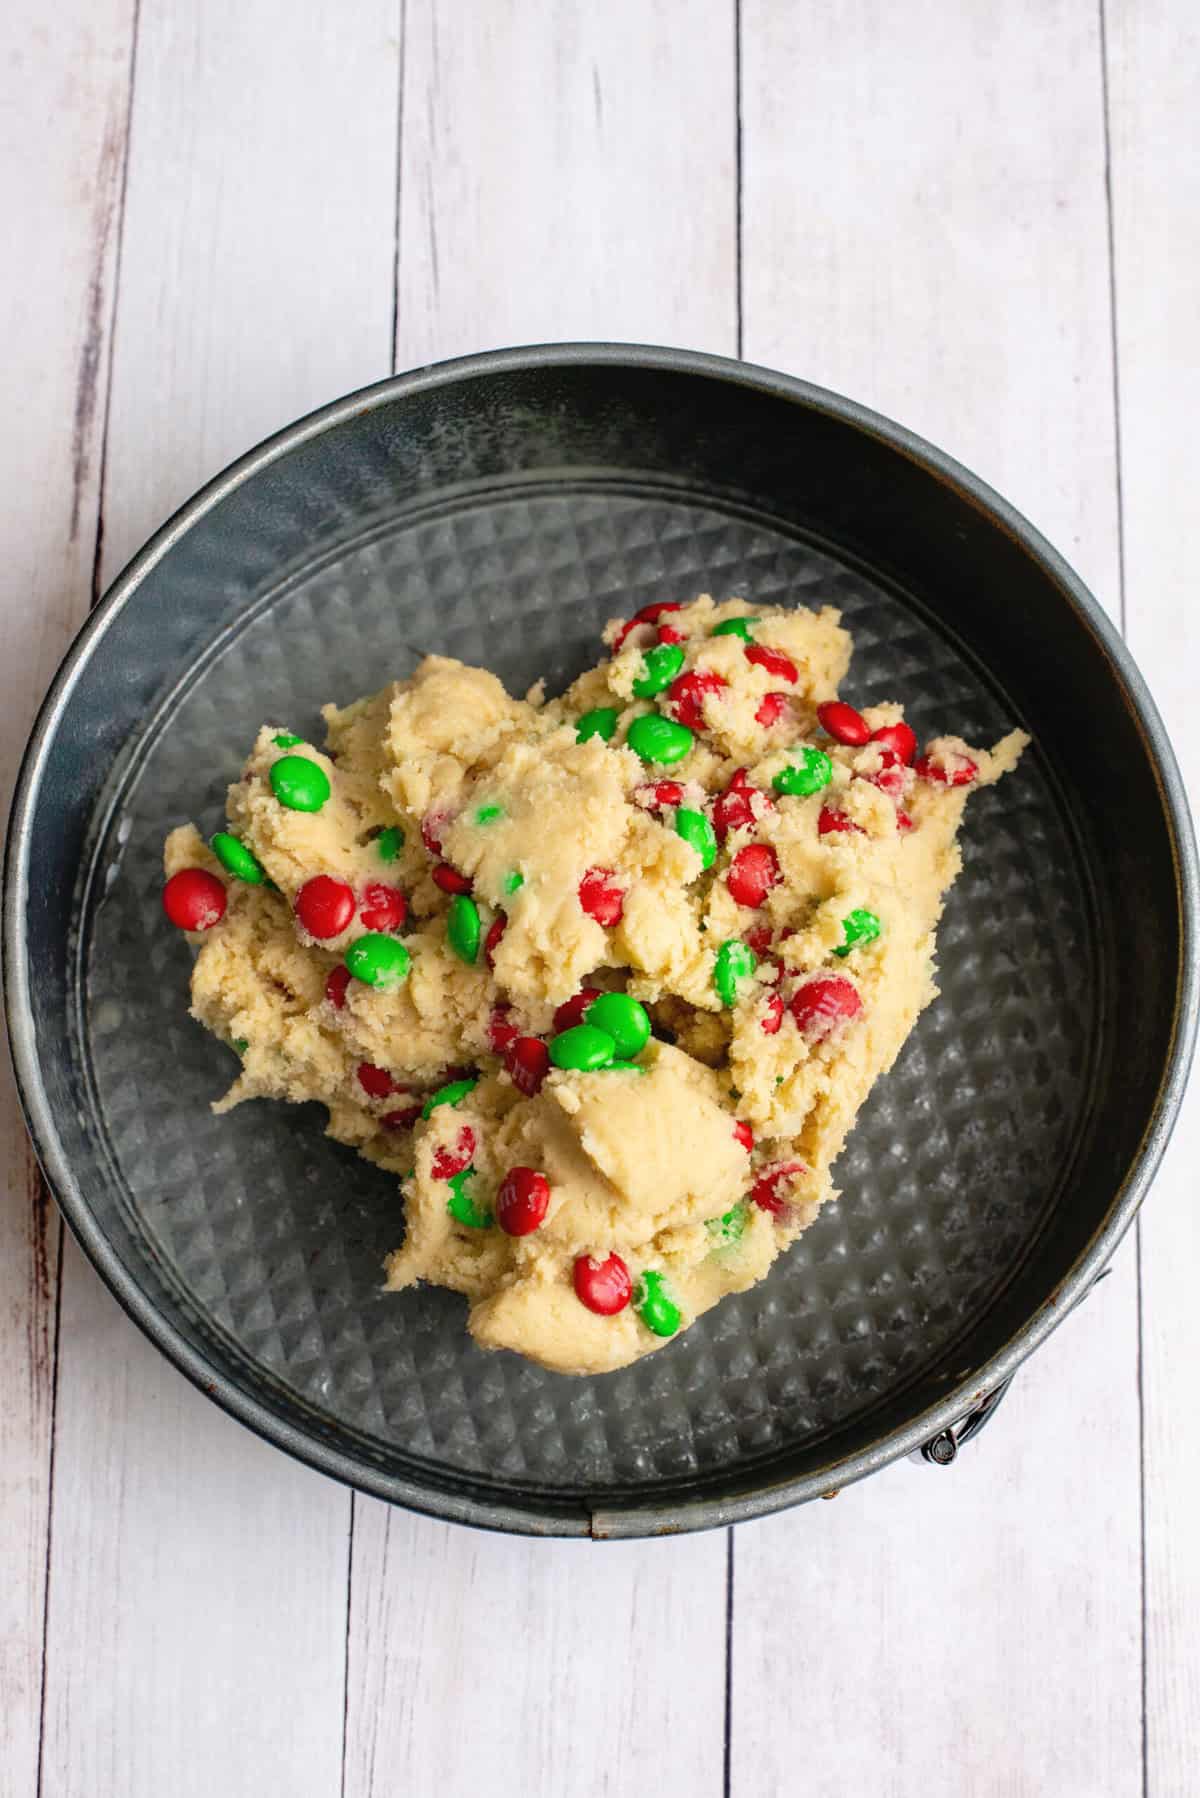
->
[390,0,408,376]
[339,1495,357,1798]
[723,1527,735,1798]
[36,5,142,1786]
[734,0,743,358]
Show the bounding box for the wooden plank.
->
[735,5,1143,1793]
[37,4,399,1794]
[394,0,737,368]
[344,6,736,1793]
[0,6,136,1791]
[1105,3,1200,1789]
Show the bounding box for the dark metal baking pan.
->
[5,345,1196,1537]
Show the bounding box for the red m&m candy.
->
[578,868,625,927]
[726,843,781,909]
[163,868,226,931]
[506,1036,550,1096]
[497,1166,551,1236]
[817,700,871,746]
[359,882,407,932]
[296,875,355,939]
[573,1252,632,1315]
[790,974,863,1040]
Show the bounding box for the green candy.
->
[270,754,330,813]
[576,707,619,743]
[634,1269,681,1338]
[231,1037,249,1057]
[446,1167,493,1229]
[711,617,759,641]
[632,643,685,698]
[548,1024,617,1071]
[423,1077,479,1119]
[626,713,694,766]
[272,732,304,748]
[584,992,650,1059]
[599,1060,645,1074]
[447,894,481,964]
[376,825,404,862]
[713,937,757,1008]
[773,747,833,797]
[674,807,717,871]
[345,933,411,990]
[834,907,882,957]
[706,1202,748,1249]
[211,831,266,885]
[503,870,525,895]
[475,803,504,825]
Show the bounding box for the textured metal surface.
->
[6,347,1197,1535]
[82,487,1091,1494]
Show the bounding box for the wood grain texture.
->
[1105,3,1200,1790]
[735,4,1142,1792]
[37,4,400,1793]
[344,5,737,1793]
[0,7,136,1793]
[394,0,737,368]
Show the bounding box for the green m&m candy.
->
[576,707,619,744]
[713,937,757,1007]
[503,870,525,895]
[834,907,882,957]
[475,803,504,825]
[210,832,266,885]
[584,992,650,1059]
[423,1077,479,1119]
[674,807,717,871]
[712,617,759,641]
[706,1202,748,1249]
[446,1167,492,1229]
[270,754,330,813]
[345,933,411,990]
[549,1024,617,1071]
[626,713,694,766]
[231,1037,249,1057]
[376,825,404,862]
[447,894,481,964]
[634,1269,681,1337]
[599,1060,645,1074]
[773,747,833,797]
[632,643,685,699]
[272,732,304,748]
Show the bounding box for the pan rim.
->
[5,341,1197,1537]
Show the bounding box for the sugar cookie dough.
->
[162,595,1027,1376]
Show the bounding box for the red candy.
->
[745,644,798,683]
[421,808,452,856]
[432,862,472,895]
[553,988,602,1034]
[162,868,226,931]
[506,1035,550,1096]
[870,763,908,801]
[871,721,917,766]
[578,867,625,928]
[750,1160,807,1217]
[915,751,978,787]
[634,780,685,813]
[295,875,355,939]
[573,1252,632,1315]
[668,669,727,731]
[382,1103,423,1131]
[431,1125,476,1181]
[325,964,352,1010]
[897,811,915,832]
[790,973,863,1040]
[613,601,685,653]
[761,992,785,1035]
[726,843,781,908]
[484,913,507,967]
[817,700,871,746]
[357,1062,396,1099]
[713,768,762,842]
[358,882,408,932]
[488,1004,519,1053]
[745,923,775,957]
[657,624,686,646]
[818,807,863,837]
[496,1166,551,1236]
[754,692,788,727]
[732,1120,755,1153]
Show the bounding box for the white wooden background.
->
[2,3,1196,1793]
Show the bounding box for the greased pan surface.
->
[6,346,1196,1536]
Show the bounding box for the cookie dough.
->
[162,594,1027,1376]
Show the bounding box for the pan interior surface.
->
[75,477,1097,1500]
